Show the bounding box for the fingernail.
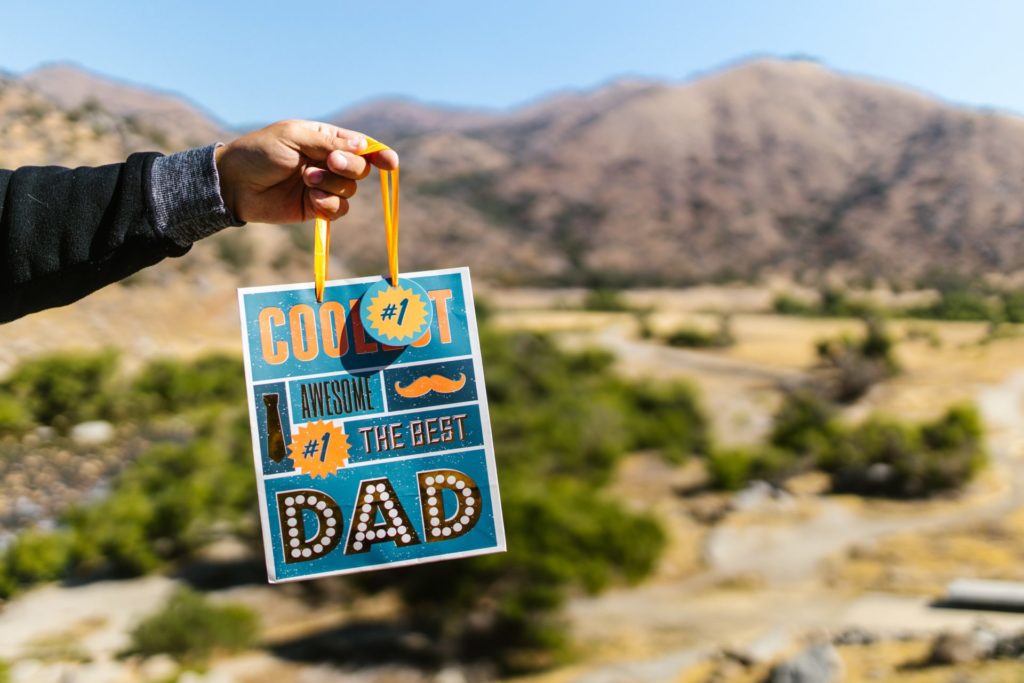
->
[307,168,325,185]
[329,150,348,170]
[349,137,366,151]
[310,189,329,201]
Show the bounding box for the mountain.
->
[24,64,228,151]
[7,57,1024,288]
[329,97,498,141]
[328,59,1024,285]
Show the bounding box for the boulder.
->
[140,654,178,681]
[927,626,998,665]
[767,642,843,683]
[70,420,114,446]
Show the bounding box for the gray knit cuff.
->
[150,143,244,247]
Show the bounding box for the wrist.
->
[214,143,239,220]
[149,143,244,248]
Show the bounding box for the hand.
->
[214,119,400,224]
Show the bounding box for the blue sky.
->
[1,1,1021,128]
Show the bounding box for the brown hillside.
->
[24,64,228,151]
[7,58,1024,289]
[332,59,1024,285]
[330,97,499,141]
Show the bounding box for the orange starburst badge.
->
[361,278,432,346]
[288,420,349,479]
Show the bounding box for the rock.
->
[33,426,55,441]
[927,626,998,665]
[831,627,877,646]
[865,463,893,485]
[732,481,774,511]
[726,628,794,666]
[994,631,1024,658]
[140,654,178,681]
[63,661,136,683]
[434,666,467,683]
[70,420,114,446]
[768,642,844,683]
[10,659,61,683]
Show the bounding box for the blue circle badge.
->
[360,277,434,346]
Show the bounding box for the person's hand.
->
[214,119,400,224]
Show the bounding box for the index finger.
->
[284,120,365,160]
[366,149,399,171]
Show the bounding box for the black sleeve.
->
[0,152,189,323]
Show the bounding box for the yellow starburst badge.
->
[288,420,349,479]
[361,278,433,346]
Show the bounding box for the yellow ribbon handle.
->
[313,136,399,302]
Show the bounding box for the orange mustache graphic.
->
[395,373,467,398]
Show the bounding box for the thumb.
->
[283,120,367,161]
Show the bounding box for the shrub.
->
[131,354,245,415]
[707,448,756,491]
[483,330,709,482]
[665,314,734,349]
[769,391,838,454]
[626,382,710,461]
[1,531,72,592]
[346,327,699,672]
[354,480,665,672]
[773,293,817,316]
[907,287,1001,322]
[821,404,986,498]
[814,317,899,403]
[66,434,255,576]
[707,446,799,491]
[582,288,630,312]
[1002,291,1024,324]
[773,288,875,318]
[0,351,121,430]
[128,588,258,663]
[0,396,31,435]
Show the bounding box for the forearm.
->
[0,145,242,323]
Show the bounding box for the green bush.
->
[1002,291,1024,324]
[131,354,245,415]
[0,396,31,435]
[665,327,721,348]
[626,382,710,462]
[773,293,817,316]
[707,448,756,491]
[908,288,1000,322]
[772,288,875,318]
[66,433,255,576]
[2,531,72,592]
[769,391,838,454]
[483,330,709,482]
[821,404,986,498]
[707,446,799,491]
[815,317,899,403]
[0,351,121,430]
[582,288,631,312]
[128,588,258,663]
[665,315,734,349]
[355,480,665,672]
[345,327,700,672]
